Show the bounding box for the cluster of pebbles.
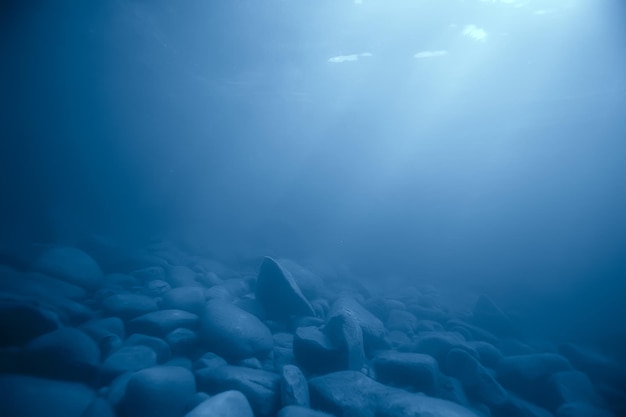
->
[0,239,624,417]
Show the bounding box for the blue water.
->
[1,1,625,416]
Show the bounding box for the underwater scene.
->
[1,0,625,416]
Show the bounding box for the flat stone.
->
[256,257,315,319]
[102,345,158,377]
[328,296,387,351]
[281,364,310,407]
[124,333,171,363]
[160,287,206,314]
[184,390,254,417]
[101,293,158,319]
[293,326,344,374]
[199,300,273,360]
[373,351,439,395]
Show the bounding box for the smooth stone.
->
[184,392,211,414]
[0,374,96,417]
[103,273,139,288]
[107,372,134,407]
[23,272,87,299]
[101,293,158,319]
[406,304,451,323]
[221,278,250,298]
[543,371,605,411]
[275,258,326,300]
[0,294,62,346]
[364,297,407,321]
[256,257,315,319]
[194,352,228,371]
[293,326,344,374]
[166,265,202,288]
[124,333,171,363]
[81,317,125,341]
[131,266,166,282]
[235,298,267,320]
[281,364,310,407]
[447,319,499,345]
[160,287,206,314]
[199,299,273,360]
[128,309,198,337]
[309,371,482,417]
[166,328,198,356]
[402,331,476,364]
[23,327,100,381]
[184,390,254,417]
[144,280,171,297]
[204,285,234,301]
[121,366,196,417]
[496,395,554,417]
[386,309,417,334]
[195,365,281,417]
[559,343,626,386]
[326,310,367,371]
[237,357,263,369]
[278,405,335,417]
[328,296,387,351]
[372,351,439,395]
[467,341,503,369]
[102,345,158,376]
[31,246,102,288]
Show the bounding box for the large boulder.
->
[199,300,273,360]
[0,294,62,347]
[372,351,439,395]
[327,297,387,351]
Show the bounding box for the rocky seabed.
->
[0,238,624,417]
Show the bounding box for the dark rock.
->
[277,405,335,417]
[144,280,171,297]
[166,328,198,356]
[471,295,517,337]
[120,366,196,417]
[275,259,326,300]
[447,319,500,345]
[195,365,281,417]
[402,331,476,364]
[309,371,481,417]
[194,352,227,371]
[437,375,470,406]
[165,356,193,368]
[199,299,273,360]
[204,285,234,301]
[234,298,267,320]
[184,390,254,417]
[543,371,605,412]
[387,330,412,348]
[0,294,63,346]
[80,235,167,272]
[22,327,100,382]
[31,246,103,288]
[107,372,134,407]
[237,357,263,369]
[80,317,125,342]
[372,350,439,394]
[23,272,87,299]
[124,333,171,362]
[184,392,211,414]
[467,341,503,369]
[446,348,509,407]
[559,343,626,386]
[101,293,158,319]
[103,273,138,289]
[221,278,250,298]
[497,354,573,402]
[256,257,315,319]
[131,266,166,282]
[161,287,206,314]
[495,395,554,417]
[0,374,96,417]
[281,364,310,407]
[293,326,344,374]
[82,397,116,417]
[128,309,198,337]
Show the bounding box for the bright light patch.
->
[462,24,489,42]
[354,0,363,4]
[328,53,373,63]
[414,50,448,59]
[533,9,555,15]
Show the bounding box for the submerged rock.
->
[31,246,103,288]
[184,390,254,417]
[372,351,439,395]
[128,309,198,337]
[0,294,63,346]
[256,257,315,319]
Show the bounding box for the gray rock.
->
[184,390,254,417]
[328,296,387,351]
[309,371,482,417]
[128,309,198,337]
[23,327,100,381]
[166,265,202,288]
[31,246,102,288]
[0,294,62,346]
[121,366,196,417]
[101,293,158,319]
[256,257,315,319]
[102,345,158,376]
[373,351,439,395]
[293,326,344,374]
[199,300,273,360]
[195,365,281,417]
[160,287,206,314]
[277,405,335,417]
[281,364,310,407]
[0,374,96,417]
